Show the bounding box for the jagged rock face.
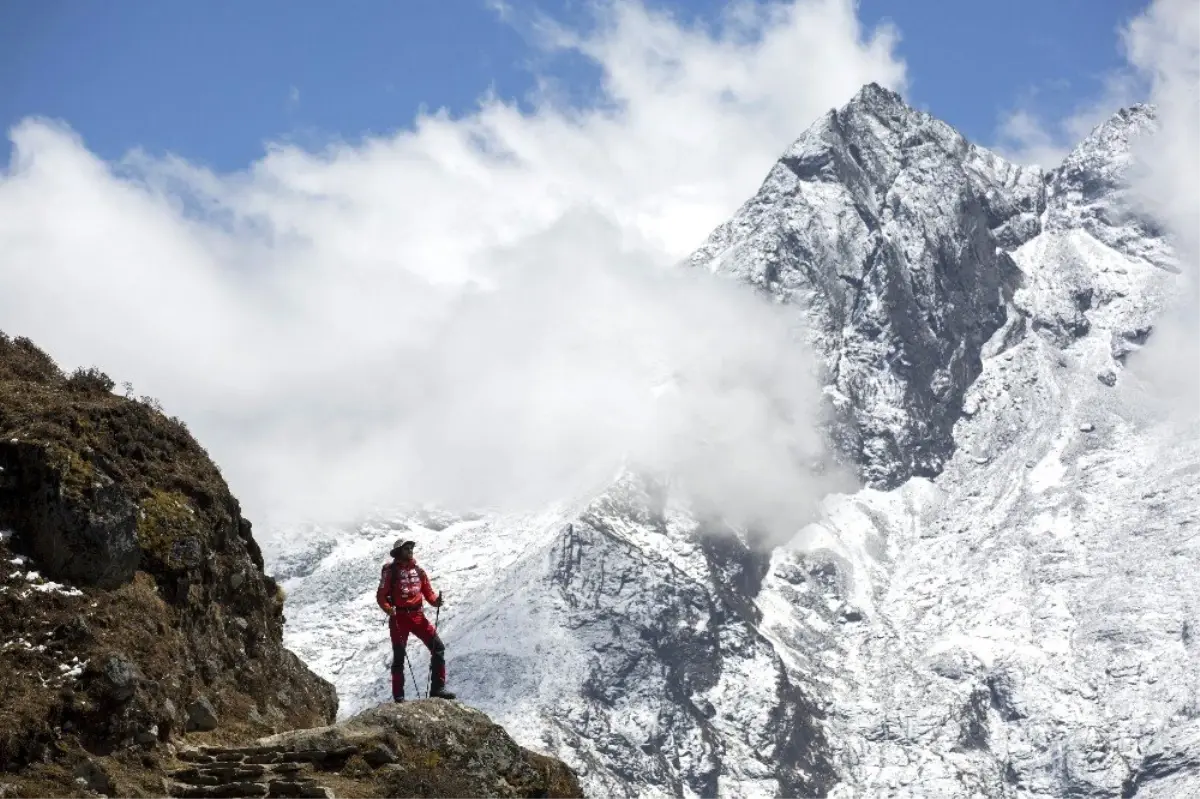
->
[0,337,337,781]
[548,477,834,798]
[275,87,1196,798]
[749,96,1194,797]
[1044,104,1173,271]
[688,83,1045,489]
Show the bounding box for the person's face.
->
[399,545,415,560]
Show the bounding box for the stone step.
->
[289,746,358,763]
[196,745,288,758]
[164,779,270,798]
[170,763,269,779]
[267,780,334,798]
[168,744,341,797]
[165,777,334,799]
[180,744,358,765]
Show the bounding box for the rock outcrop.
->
[0,334,337,783]
[163,702,581,799]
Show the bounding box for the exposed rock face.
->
[688,83,1042,488]
[546,477,835,797]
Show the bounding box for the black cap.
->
[390,539,416,557]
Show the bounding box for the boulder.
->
[187,697,220,732]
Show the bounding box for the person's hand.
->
[386,607,396,617]
[433,593,444,608]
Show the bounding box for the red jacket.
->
[376,557,440,613]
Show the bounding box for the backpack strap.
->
[386,560,397,603]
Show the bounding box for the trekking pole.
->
[405,650,423,699]
[428,602,442,697]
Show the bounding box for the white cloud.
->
[1123,0,1199,269]
[1120,0,1200,412]
[0,0,902,547]
[995,107,1073,168]
[287,85,301,110]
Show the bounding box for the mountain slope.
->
[714,88,1195,798]
[272,86,1197,797]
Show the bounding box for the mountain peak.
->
[846,81,909,113]
[694,85,1038,488]
[1043,102,1170,268]
[1063,102,1157,169]
[774,82,948,193]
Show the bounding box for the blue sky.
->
[2,0,1150,171]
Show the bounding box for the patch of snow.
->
[1028,436,1068,494]
[29,580,84,597]
[60,658,87,680]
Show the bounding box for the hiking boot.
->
[393,696,405,703]
[429,687,456,700]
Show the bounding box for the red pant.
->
[389,610,445,698]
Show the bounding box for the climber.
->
[376,539,455,701]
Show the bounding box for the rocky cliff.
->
[0,334,582,798]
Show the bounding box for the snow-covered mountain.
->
[269,85,1198,797]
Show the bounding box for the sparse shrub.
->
[66,366,116,395]
[0,333,65,383]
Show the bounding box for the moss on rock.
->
[136,488,202,571]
